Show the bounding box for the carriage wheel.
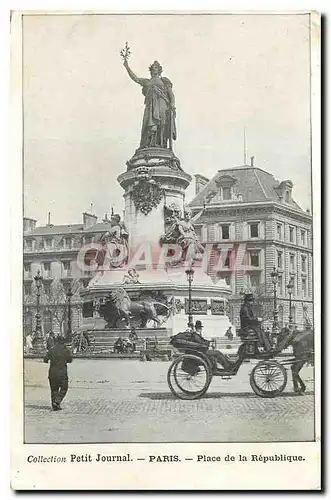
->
[167,354,212,400]
[250,360,287,398]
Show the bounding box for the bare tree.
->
[42,279,82,334]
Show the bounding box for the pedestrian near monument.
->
[25,333,33,354]
[45,330,55,351]
[43,336,73,411]
[225,327,234,341]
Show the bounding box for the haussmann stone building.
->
[189,160,313,331]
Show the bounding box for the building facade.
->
[23,212,112,336]
[190,164,313,330]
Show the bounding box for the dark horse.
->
[276,327,314,394]
[100,288,171,329]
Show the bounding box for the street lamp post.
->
[287,277,295,329]
[66,283,73,342]
[33,269,43,339]
[185,268,195,329]
[270,267,280,334]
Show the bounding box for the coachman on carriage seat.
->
[239,293,273,353]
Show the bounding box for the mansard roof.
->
[190,165,303,211]
[25,224,84,237]
[24,221,113,237]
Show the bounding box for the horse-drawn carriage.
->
[167,327,313,400]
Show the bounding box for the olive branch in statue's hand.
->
[120,42,131,63]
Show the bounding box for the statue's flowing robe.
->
[139,76,176,148]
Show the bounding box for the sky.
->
[23,13,312,226]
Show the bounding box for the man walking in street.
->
[43,336,73,411]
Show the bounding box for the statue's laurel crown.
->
[149,61,163,74]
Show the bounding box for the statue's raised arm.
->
[123,59,144,85]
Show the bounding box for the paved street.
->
[24,358,315,443]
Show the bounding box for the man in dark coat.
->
[225,327,234,341]
[240,294,273,352]
[43,336,73,411]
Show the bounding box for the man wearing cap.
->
[240,294,273,352]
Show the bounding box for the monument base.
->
[126,147,182,172]
[80,265,233,337]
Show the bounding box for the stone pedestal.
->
[118,147,191,249]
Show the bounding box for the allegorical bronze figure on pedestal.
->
[121,42,177,150]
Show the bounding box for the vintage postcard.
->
[11,10,321,490]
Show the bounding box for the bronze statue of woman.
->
[123,56,177,149]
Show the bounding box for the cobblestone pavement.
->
[24,358,315,443]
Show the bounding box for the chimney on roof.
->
[23,217,37,233]
[250,156,255,167]
[47,212,51,226]
[102,213,110,223]
[83,211,98,229]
